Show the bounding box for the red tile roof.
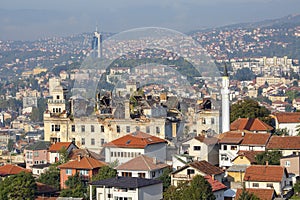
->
[116,155,169,171]
[240,133,271,146]
[275,112,300,123]
[234,150,263,164]
[204,175,227,192]
[49,142,73,152]
[244,165,286,182]
[104,131,167,149]
[58,156,107,170]
[0,164,31,176]
[187,160,223,176]
[236,188,275,200]
[267,136,300,149]
[230,118,273,132]
[194,135,219,145]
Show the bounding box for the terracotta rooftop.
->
[58,156,107,170]
[240,133,271,146]
[275,112,300,123]
[267,136,300,150]
[234,150,263,164]
[69,148,102,161]
[244,165,287,182]
[49,142,73,152]
[173,160,223,176]
[204,175,227,192]
[0,164,31,176]
[116,155,169,171]
[104,131,167,149]
[230,118,273,132]
[194,135,219,145]
[236,188,275,200]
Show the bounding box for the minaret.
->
[221,64,230,133]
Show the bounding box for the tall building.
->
[221,65,230,133]
[92,27,103,58]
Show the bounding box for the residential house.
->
[104,131,167,164]
[24,141,50,169]
[171,154,193,171]
[182,135,219,165]
[58,156,107,189]
[116,155,169,179]
[266,136,300,156]
[235,188,276,200]
[89,176,163,200]
[48,142,78,163]
[243,165,292,197]
[32,163,51,176]
[171,160,224,186]
[273,112,300,136]
[280,154,300,177]
[205,175,227,200]
[230,118,273,133]
[0,164,31,178]
[218,131,270,167]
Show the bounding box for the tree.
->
[58,146,69,164]
[0,172,36,200]
[158,168,172,191]
[230,99,271,123]
[7,139,14,152]
[274,128,289,136]
[60,173,86,198]
[294,180,300,196]
[37,166,60,190]
[91,166,117,181]
[238,187,260,200]
[255,150,282,165]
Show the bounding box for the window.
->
[156,127,160,134]
[107,194,112,198]
[187,169,195,175]
[252,183,259,187]
[122,172,132,177]
[71,125,75,132]
[126,126,130,133]
[66,169,72,175]
[138,173,146,178]
[111,152,114,157]
[267,183,273,188]
[221,154,228,161]
[223,145,227,150]
[72,138,76,143]
[57,95,60,100]
[211,118,215,124]
[91,138,95,145]
[117,125,120,133]
[101,125,105,132]
[202,118,206,124]
[81,125,85,132]
[81,138,85,145]
[34,151,39,157]
[80,170,88,175]
[193,146,201,151]
[101,139,105,146]
[136,126,140,131]
[285,161,291,167]
[91,125,95,132]
[151,171,156,177]
[231,145,237,151]
[146,126,150,133]
[55,125,60,131]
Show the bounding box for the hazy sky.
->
[0,0,299,40]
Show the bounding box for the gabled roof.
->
[116,155,169,171]
[104,131,167,149]
[274,112,300,123]
[204,175,227,192]
[235,188,275,200]
[25,141,51,151]
[49,142,75,152]
[69,148,102,160]
[267,136,300,150]
[244,165,287,182]
[90,176,162,188]
[230,118,273,132]
[58,156,107,170]
[172,160,223,176]
[0,164,31,176]
[233,150,263,164]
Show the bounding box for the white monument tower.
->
[92,26,103,58]
[221,64,230,133]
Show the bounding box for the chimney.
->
[242,131,245,137]
[77,155,81,162]
[153,157,157,164]
[266,161,268,166]
[212,174,215,180]
[172,123,177,138]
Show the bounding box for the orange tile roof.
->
[230,118,273,132]
[204,175,227,192]
[104,131,167,149]
[234,150,263,164]
[194,135,219,145]
[267,136,300,149]
[58,156,107,170]
[244,165,286,182]
[236,188,275,200]
[0,164,31,176]
[240,133,271,146]
[275,112,300,123]
[49,142,73,152]
[116,155,169,171]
